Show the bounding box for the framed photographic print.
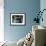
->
[10,13,25,25]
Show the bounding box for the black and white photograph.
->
[10,13,25,25]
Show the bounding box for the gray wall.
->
[40,0,46,27]
[4,0,40,42]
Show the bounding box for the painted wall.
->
[40,0,46,27]
[4,0,40,42]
